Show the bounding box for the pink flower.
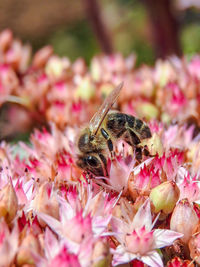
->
[167,256,193,267]
[0,29,13,52]
[0,179,18,223]
[32,45,53,69]
[151,149,184,181]
[188,56,200,80]
[112,200,183,266]
[31,182,59,226]
[34,228,82,267]
[129,164,161,200]
[170,198,199,243]
[178,173,200,203]
[0,219,18,266]
[95,154,136,193]
[37,183,114,251]
[49,246,81,267]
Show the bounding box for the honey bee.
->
[76,83,152,177]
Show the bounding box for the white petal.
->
[142,250,164,267]
[132,199,152,231]
[153,229,183,248]
[92,215,112,236]
[133,158,154,175]
[38,212,63,236]
[112,246,137,266]
[176,166,188,185]
[44,227,60,259]
[57,196,75,220]
[110,217,129,243]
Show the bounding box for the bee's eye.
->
[86,155,99,167]
[90,135,94,141]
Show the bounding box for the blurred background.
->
[0,0,200,142]
[0,0,200,65]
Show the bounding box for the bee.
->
[76,83,152,177]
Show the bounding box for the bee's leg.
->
[143,145,150,156]
[100,128,115,159]
[122,129,141,147]
[99,153,108,177]
[121,129,142,160]
[135,146,142,162]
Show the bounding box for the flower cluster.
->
[1,29,200,266]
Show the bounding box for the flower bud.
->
[145,133,164,157]
[33,182,59,227]
[16,232,41,265]
[136,103,159,120]
[167,257,194,267]
[90,57,102,82]
[0,181,18,223]
[189,230,200,265]
[32,45,53,69]
[0,29,13,51]
[50,246,81,267]
[150,181,179,214]
[75,77,95,101]
[45,55,70,78]
[112,197,134,221]
[170,199,199,243]
[92,239,111,267]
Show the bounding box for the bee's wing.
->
[90,82,123,135]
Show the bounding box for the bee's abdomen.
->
[106,112,151,142]
[106,113,127,138]
[130,116,152,139]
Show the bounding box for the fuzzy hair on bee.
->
[76,83,152,177]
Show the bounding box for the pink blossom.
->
[95,154,136,193]
[49,246,81,267]
[0,219,18,266]
[112,200,183,266]
[178,173,200,202]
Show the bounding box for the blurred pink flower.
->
[0,219,18,266]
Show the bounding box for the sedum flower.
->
[16,230,42,266]
[91,239,111,267]
[111,199,183,267]
[32,182,59,226]
[167,257,194,267]
[188,230,200,265]
[32,45,53,69]
[45,55,71,79]
[95,154,136,194]
[187,56,200,80]
[129,162,161,201]
[75,76,95,101]
[170,198,199,243]
[0,29,13,52]
[135,102,159,120]
[0,219,19,266]
[37,204,111,267]
[0,180,18,223]
[150,181,180,215]
[37,183,114,255]
[49,246,81,267]
[178,173,200,203]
